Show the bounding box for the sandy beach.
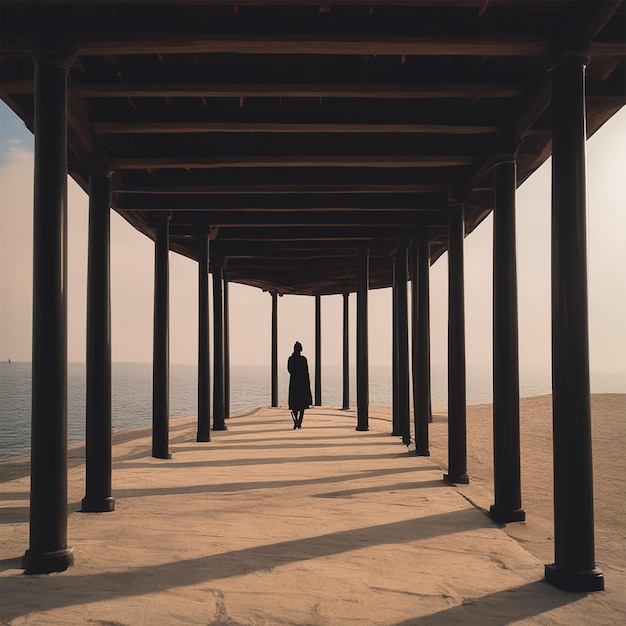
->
[427,394,626,573]
[1,394,624,625]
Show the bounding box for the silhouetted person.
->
[288,341,312,429]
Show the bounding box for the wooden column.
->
[356,251,369,431]
[392,257,400,435]
[315,295,322,406]
[224,271,230,419]
[445,204,469,484]
[82,171,115,513]
[395,247,411,444]
[491,153,525,524]
[196,232,211,442]
[23,52,74,575]
[152,215,171,459]
[212,259,226,430]
[271,292,278,408]
[342,293,350,410]
[545,56,603,592]
[413,231,431,456]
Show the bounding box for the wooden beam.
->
[2,34,551,58]
[207,240,389,254]
[116,193,448,211]
[116,183,451,195]
[206,249,364,261]
[115,167,458,190]
[581,0,624,42]
[170,225,417,240]
[589,41,626,57]
[108,155,474,170]
[72,82,521,99]
[94,121,498,135]
[163,209,447,227]
[76,34,552,57]
[4,77,621,101]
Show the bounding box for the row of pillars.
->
[195,232,230,445]
[270,292,351,411]
[151,220,232,459]
[286,242,432,455]
[23,51,603,592]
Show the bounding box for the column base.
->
[213,423,227,431]
[355,426,369,431]
[545,563,604,592]
[443,472,469,485]
[196,435,211,442]
[391,430,403,437]
[416,448,430,457]
[81,496,115,513]
[23,546,74,575]
[489,504,525,524]
[152,452,172,459]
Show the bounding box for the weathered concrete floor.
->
[0,406,620,625]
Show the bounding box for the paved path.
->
[0,406,618,625]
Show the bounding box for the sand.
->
[0,394,624,625]
[426,394,626,597]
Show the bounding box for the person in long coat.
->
[288,341,312,429]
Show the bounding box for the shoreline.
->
[2,392,624,464]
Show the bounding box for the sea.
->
[1,361,624,461]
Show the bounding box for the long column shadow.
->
[389,580,580,625]
[2,507,488,620]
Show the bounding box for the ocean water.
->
[0,361,623,461]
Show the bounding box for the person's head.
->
[293,341,303,354]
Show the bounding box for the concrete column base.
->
[23,547,74,575]
[81,496,115,513]
[489,504,525,524]
[545,564,604,592]
[443,472,469,485]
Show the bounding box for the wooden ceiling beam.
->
[4,75,619,100]
[118,193,447,211]
[114,167,458,189]
[207,240,395,253]
[2,34,551,58]
[75,34,550,57]
[164,209,447,227]
[71,82,522,99]
[94,121,498,135]
[116,183,450,195]
[6,34,619,62]
[176,225,415,240]
[108,155,473,170]
[208,249,366,261]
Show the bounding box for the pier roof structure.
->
[1,0,625,295]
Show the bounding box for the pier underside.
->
[1,0,624,294]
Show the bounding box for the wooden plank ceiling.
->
[1,0,624,295]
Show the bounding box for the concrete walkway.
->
[0,406,617,625]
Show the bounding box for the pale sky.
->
[1,102,625,383]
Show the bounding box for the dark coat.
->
[288,353,312,411]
